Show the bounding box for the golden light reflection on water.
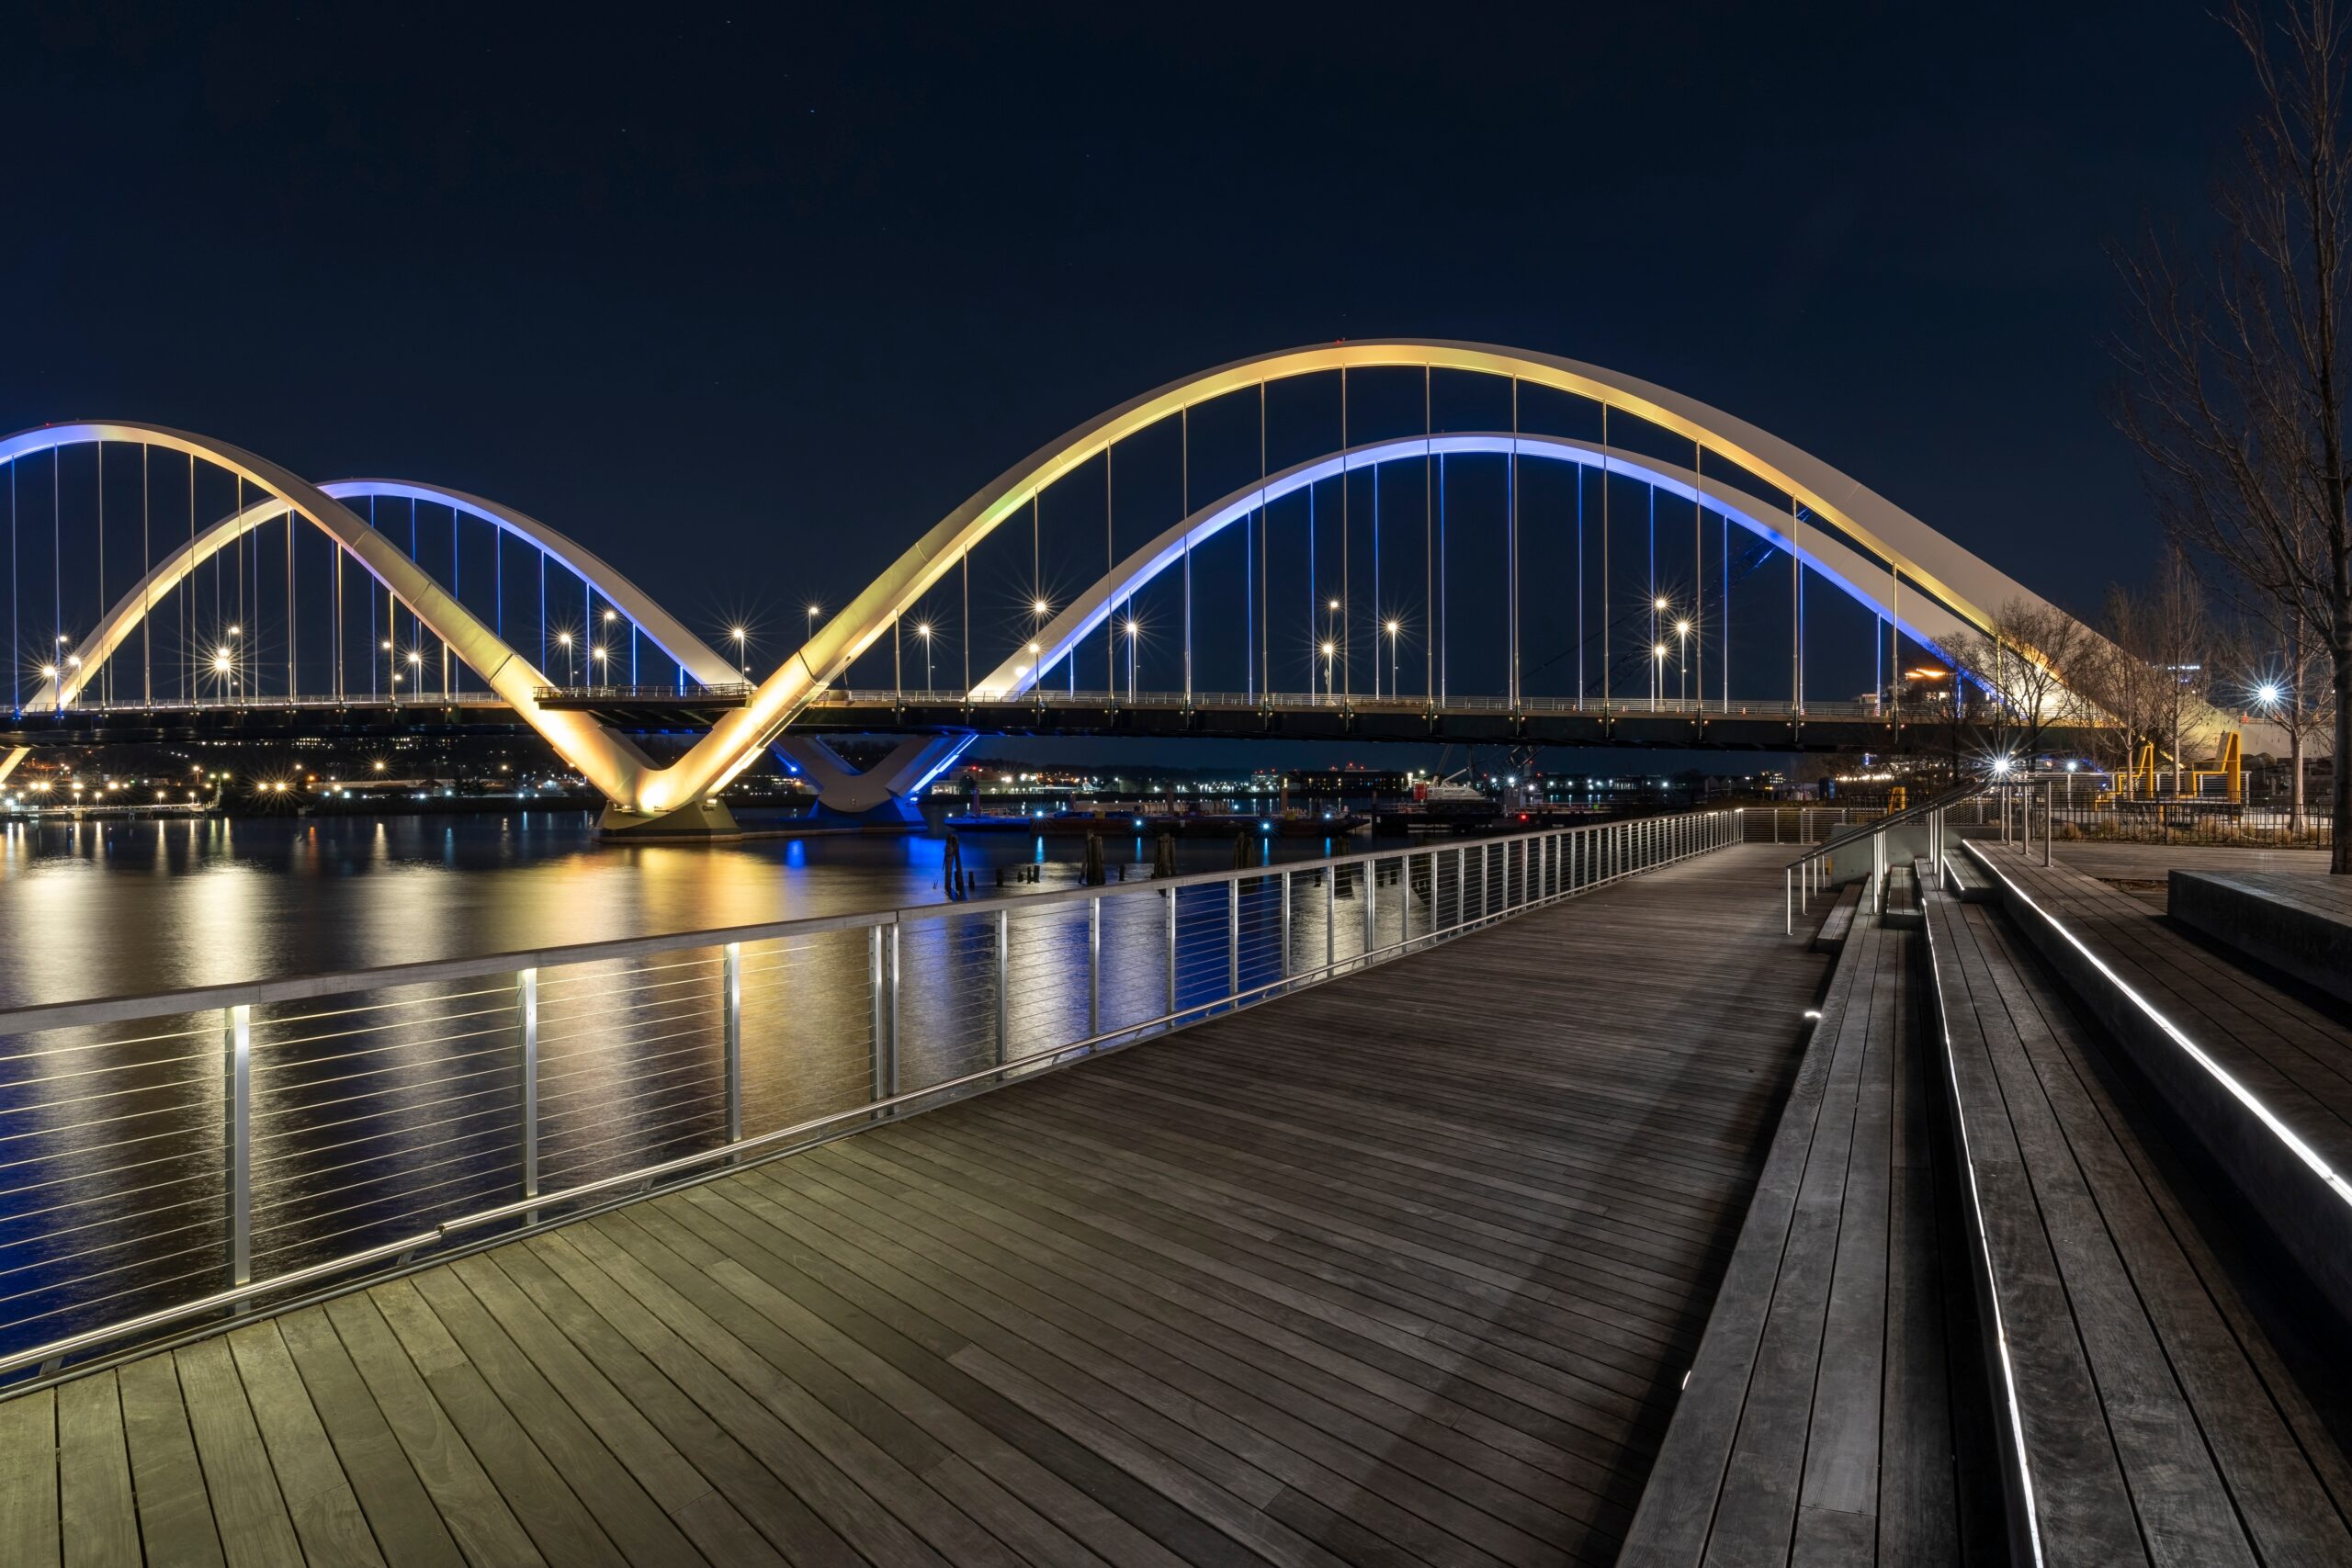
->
[0,810,1361,1009]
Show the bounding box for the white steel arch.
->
[23,479,738,712]
[972,432,2012,700]
[0,423,662,807]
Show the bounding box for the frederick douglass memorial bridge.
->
[2,341,2115,829]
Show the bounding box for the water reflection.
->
[0,809,1395,1010]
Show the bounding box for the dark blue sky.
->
[3,3,2247,667]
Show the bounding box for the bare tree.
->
[1942,596,2097,761]
[2117,0,2352,870]
[2226,602,2339,815]
[2075,567,2210,795]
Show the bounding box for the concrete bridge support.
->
[773,732,975,826]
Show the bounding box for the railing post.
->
[1165,886,1179,1016]
[995,908,1012,1066]
[515,970,539,1212]
[1325,867,1337,970]
[1454,845,1465,927]
[1228,875,1241,999]
[1279,870,1293,977]
[1088,895,1102,1037]
[1363,859,1376,955]
[223,1003,251,1292]
[721,943,742,1146]
[869,924,896,1103]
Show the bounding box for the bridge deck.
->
[0,846,1824,1568]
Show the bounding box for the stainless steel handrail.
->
[0,807,1742,1382]
[1781,780,1994,932]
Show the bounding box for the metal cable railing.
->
[0,808,1742,1384]
[1781,779,1997,931]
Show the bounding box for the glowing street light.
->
[915,622,933,693]
[729,626,747,682]
[1122,615,1140,701]
[1675,618,1692,705]
[1385,618,1402,699]
[806,604,820,643]
[2256,681,2284,710]
[1651,642,1668,711]
[1319,638,1337,699]
[557,629,574,685]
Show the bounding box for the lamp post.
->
[916,623,933,694]
[408,649,424,697]
[557,631,573,687]
[1385,619,1401,700]
[1327,599,1340,696]
[729,626,747,683]
[591,645,607,686]
[1123,617,1139,702]
[1652,642,1667,712]
[1676,618,1691,707]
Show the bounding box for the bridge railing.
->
[802,687,1895,718]
[0,807,1740,1385]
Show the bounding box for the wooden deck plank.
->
[170,1337,305,1568]
[0,840,1824,1567]
[0,1386,59,1568]
[115,1354,226,1568]
[56,1372,137,1568]
[220,1324,388,1568]
[1951,899,2352,1563]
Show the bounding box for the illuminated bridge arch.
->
[0,423,667,806]
[28,477,740,712]
[970,430,2018,701]
[1,345,2137,821]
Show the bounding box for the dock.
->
[0,845,1826,1566]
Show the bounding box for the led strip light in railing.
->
[1967,843,2352,1213]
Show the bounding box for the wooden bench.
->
[1962,840,2352,1323]
[1812,882,1863,953]
[1619,909,1994,1564]
[2170,867,2352,1008]
[1919,884,2352,1563]
[1939,849,1992,904]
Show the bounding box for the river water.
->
[0,807,1398,1010]
[0,807,1483,1365]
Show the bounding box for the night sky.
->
[2,4,2253,758]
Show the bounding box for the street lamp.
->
[915,622,933,694]
[1319,639,1336,700]
[729,626,747,682]
[1652,642,1668,711]
[558,630,574,686]
[591,645,608,684]
[1385,619,1401,699]
[1123,616,1140,702]
[1675,618,1691,706]
[806,604,820,644]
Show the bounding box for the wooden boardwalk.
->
[0,844,1825,1568]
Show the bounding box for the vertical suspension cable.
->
[1509,378,1520,709]
[287,502,297,699]
[185,453,195,701]
[1181,405,1190,703]
[1339,368,1348,701]
[1102,442,1114,694]
[1577,458,1585,710]
[141,446,151,705]
[6,458,15,713]
[450,504,461,694]
[1722,508,1729,713]
[1438,454,1447,704]
[1254,381,1266,702]
[1692,439,1702,716]
[1791,497,1803,711]
[334,543,344,701]
[962,552,971,694]
[1306,482,1316,694]
[1600,407,1610,707]
[95,442,105,703]
[1424,367,1432,700]
[1371,454,1381,698]
[51,448,61,682]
